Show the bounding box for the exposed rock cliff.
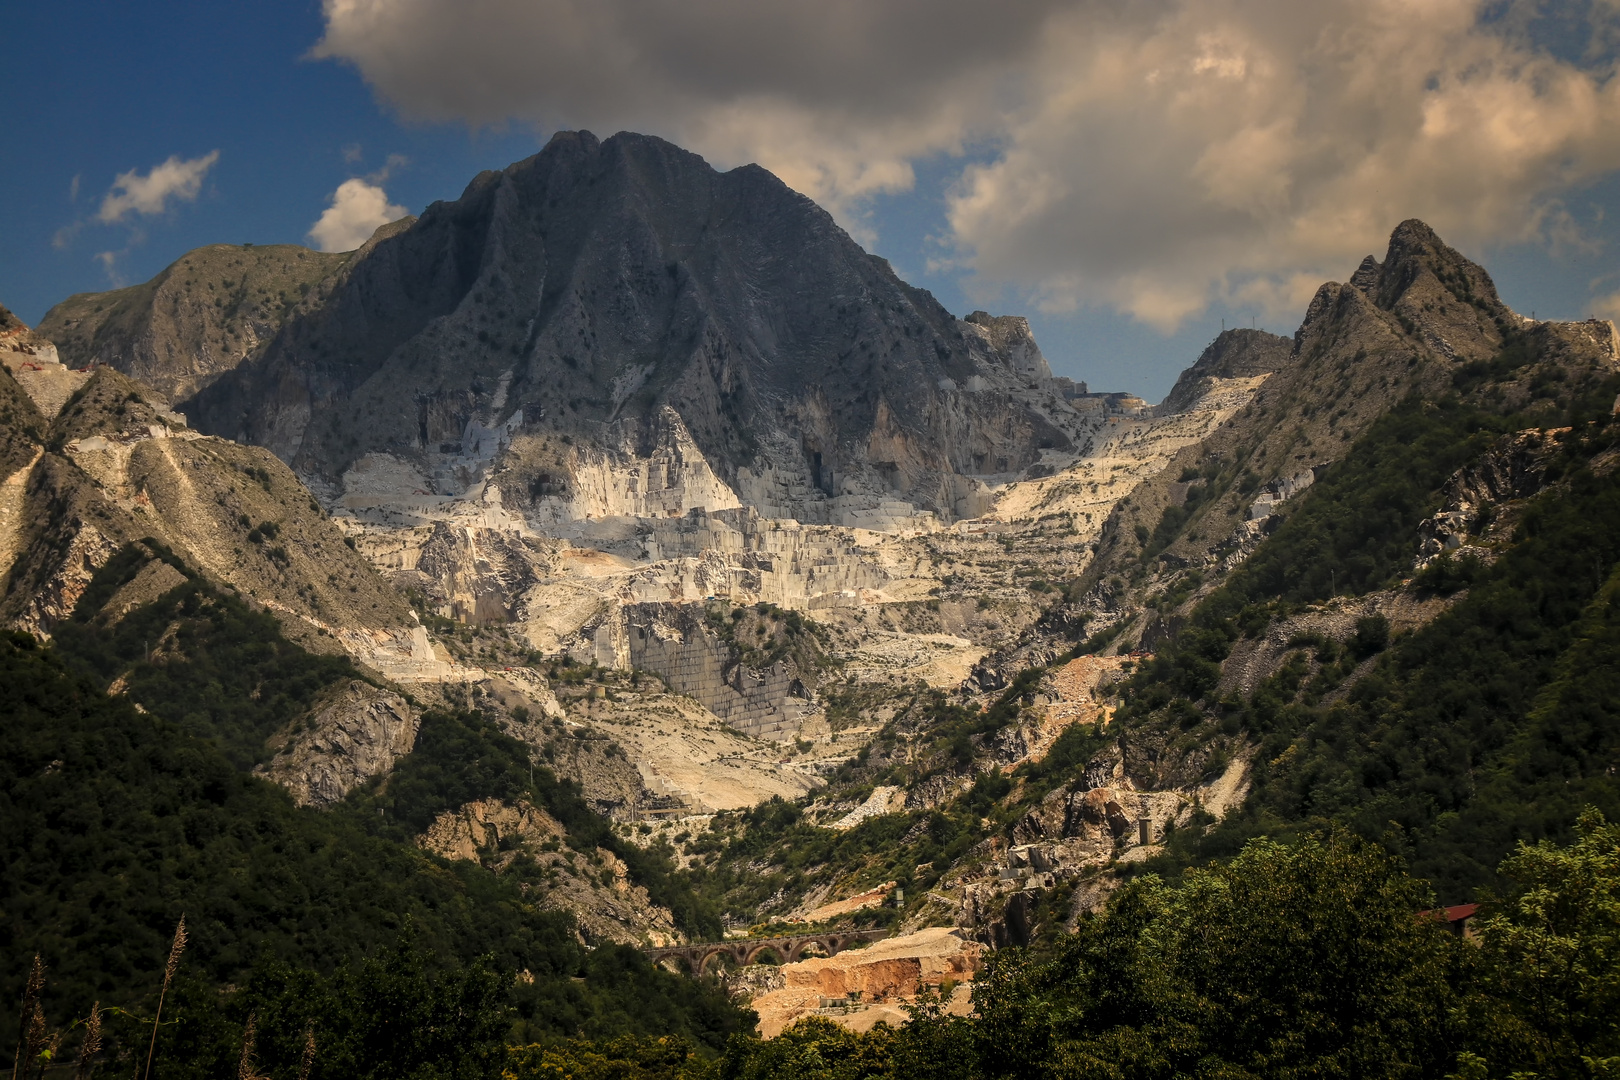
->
[749,927,983,1038]
[1081,220,1567,595]
[418,797,681,946]
[257,679,419,807]
[1157,328,1292,416]
[0,364,419,664]
[1,303,87,420]
[174,131,1080,525]
[38,242,357,403]
[610,602,827,739]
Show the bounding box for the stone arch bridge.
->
[646,929,892,976]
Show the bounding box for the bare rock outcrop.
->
[1081,219,1554,596]
[417,797,565,862]
[173,130,1078,525]
[750,927,983,1038]
[1416,427,1563,563]
[1,303,89,420]
[257,679,419,807]
[417,797,682,946]
[616,602,822,739]
[0,365,420,663]
[38,243,353,403]
[1157,328,1292,416]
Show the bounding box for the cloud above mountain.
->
[97,151,220,224]
[308,178,408,252]
[316,0,1620,329]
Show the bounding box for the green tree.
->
[721,1017,895,1080]
[972,831,1467,1080]
[1471,809,1620,1079]
[506,1034,718,1080]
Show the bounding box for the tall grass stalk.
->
[236,1012,258,1080]
[141,918,185,1080]
[10,956,44,1080]
[72,1005,101,1080]
[296,1027,315,1080]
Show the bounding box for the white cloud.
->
[97,151,220,224]
[947,0,1620,328]
[315,0,1620,329]
[1594,288,1620,322]
[307,177,409,252]
[366,153,409,184]
[94,250,129,287]
[313,0,1049,216]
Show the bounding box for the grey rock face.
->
[183,130,1077,522]
[614,602,820,739]
[1082,218,1532,587]
[257,679,419,807]
[38,244,356,404]
[0,367,414,641]
[1158,328,1293,415]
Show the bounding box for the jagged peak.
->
[1386,217,1447,259]
[1349,254,1382,294]
[544,128,601,154]
[1159,327,1292,413]
[1351,218,1511,319]
[0,302,52,349]
[1192,327,1292,372]
[961,311,1052,381]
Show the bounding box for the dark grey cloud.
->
[317,0,1620,328]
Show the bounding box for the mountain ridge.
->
[171,130,1079,526]
[7,140,1620,1007]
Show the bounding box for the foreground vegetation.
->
[0,621,749,1066]
[12,813,1614,1080]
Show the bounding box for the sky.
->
[6,1,1620,402]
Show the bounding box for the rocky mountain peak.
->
[1158,328,1293,414]
[0,303,63,368]
[963,311,1053,384]
[176,130,1082,525]
[38,242,352,403]
[1336,217,1516,364]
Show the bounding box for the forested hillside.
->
[0,582,749,1070]
[1117,368,1620,898]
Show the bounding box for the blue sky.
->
[6,1,1620,402]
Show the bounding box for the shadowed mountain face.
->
[38,243,354,404]
[1080,217,1600,589]
[181,131,1076,523]
[1158,328,1294,415]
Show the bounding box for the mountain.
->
[655,220,1620,941]
[1082,219,1556,603]
[145,131,1084,526]
[11,127,1620,1058]
[38,240,360,403]
[0,360,418,650]
[1156,328,1292,416]
[0,308,753,1055]
[0,626,750,1060]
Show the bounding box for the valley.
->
[4,133,1619,1067]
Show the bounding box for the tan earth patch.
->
[750,927,984,1038]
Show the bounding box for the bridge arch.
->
[743,943,787,965]
[645,929,892,979]
[695,947,738,976]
